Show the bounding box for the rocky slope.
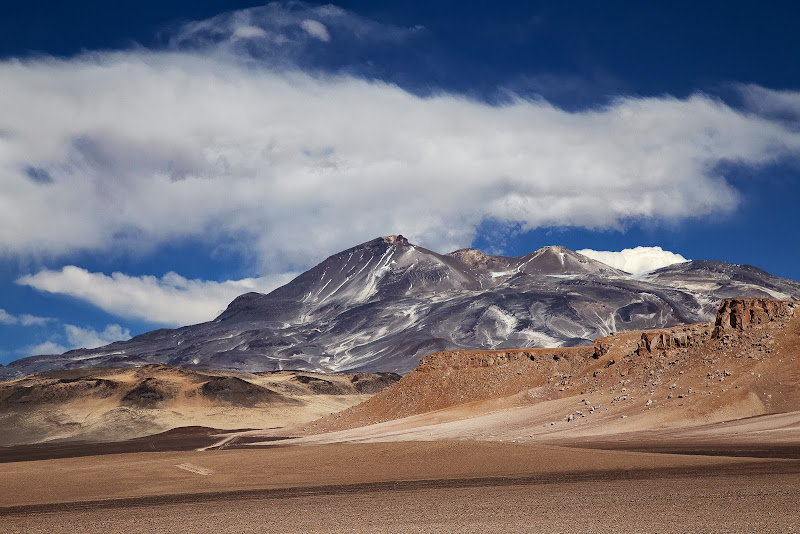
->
[314,299,800,432]
[5,236,800,377]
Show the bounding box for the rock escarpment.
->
[315,299,800,432]
[713,298,797,337]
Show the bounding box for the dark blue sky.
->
[1,1,799,363]
[5,2,800,94]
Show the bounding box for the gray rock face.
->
[4,236,800,377]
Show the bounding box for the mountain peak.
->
[518,246,628,276]
[535,245,570,253]
[447,247,488,263]
[382,234,410,247]
[446,248,512,270]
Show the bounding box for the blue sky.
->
[1,1,800,364]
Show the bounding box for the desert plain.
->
[2,298,800,532]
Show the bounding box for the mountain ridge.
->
[4,235,800,378]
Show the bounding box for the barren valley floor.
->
[2,436,800,533]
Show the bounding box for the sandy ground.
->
[7,472,800,533]
[1,440,762,507]
[2,440,799,533]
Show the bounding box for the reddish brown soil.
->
[310,299,800,435]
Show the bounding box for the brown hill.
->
[312,299,800,434]
[0,366,399,446]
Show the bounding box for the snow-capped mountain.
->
[5,235,800,377]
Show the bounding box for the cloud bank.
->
[17,267,298,326]
[578,246,689,274]
[1,2,800,278]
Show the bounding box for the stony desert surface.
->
[4,441,799,533]
[2,299,800,532]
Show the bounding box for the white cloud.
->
[739,84,800,120]
[23,323,132,356]
[19,314,51,326]
[0,309,16,325]
[0,4,799,279]
[577,246,689,274]
[169,2,415,60]
[0,308,52,326]
[300,19,331,41]
[25,341,68,355]
[64,323,131,350]
[17,267,298,326]
[2,55,799,273]
[232,25,269,39]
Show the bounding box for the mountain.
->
[4,235,800,378]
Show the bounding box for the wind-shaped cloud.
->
[578,246,689,274]
[0,2,800,278]
[168,1,419,63]
[17,267,298,326]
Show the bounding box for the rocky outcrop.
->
[121,378,177,407]
[712,299,796,338]
[382,234,409,247]
[416,349,574,372]
[200,376,295,406]
[446,248,511,270]
[635,327,706,355]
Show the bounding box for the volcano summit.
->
[4,235,800,378]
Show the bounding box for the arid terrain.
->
[2,298,800,532]
[0,366,399,446]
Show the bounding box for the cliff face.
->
[314,299,800,433]
[713,298,797,337]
